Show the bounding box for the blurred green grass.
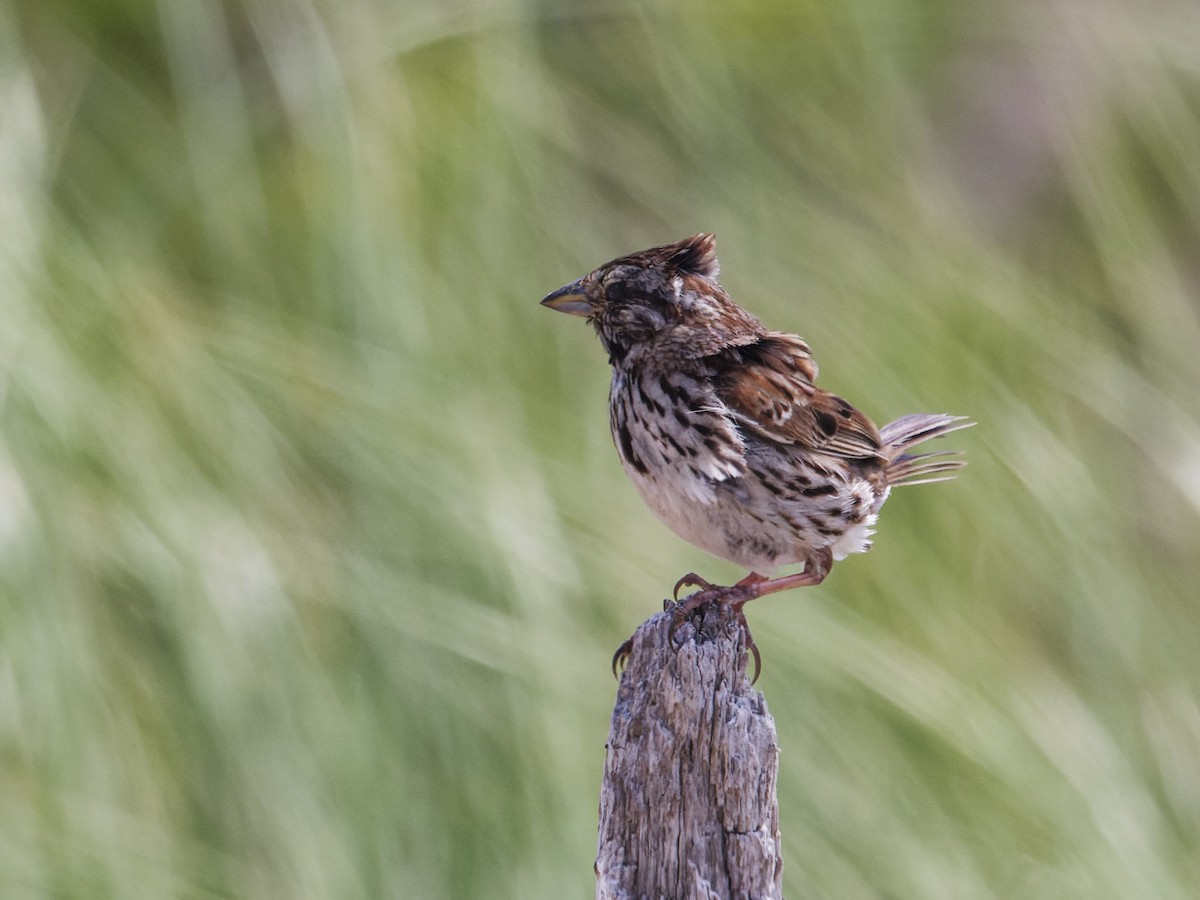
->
[3,0,1200,896]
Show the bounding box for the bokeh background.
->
[4,0,1200,896]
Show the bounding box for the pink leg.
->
[614,551,834,682]
[673,549,832,616]
[735,571,768,587]
[669,549,834,684]
[727,552,832,606]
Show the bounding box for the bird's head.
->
[540,233,763,366]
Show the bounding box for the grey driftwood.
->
[596,605,783,900]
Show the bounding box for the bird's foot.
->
[665,575,766,684]
[613,581,760,682]
[612,572,715,679]
[615,554,833,684]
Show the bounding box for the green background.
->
[4,0,1200,896]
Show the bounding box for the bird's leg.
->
[735,571,769,587]
[614,551,833,682]
[725,547,833,606]
[671,550,831,618]
[673,549,833,683]
[663,571,769,683]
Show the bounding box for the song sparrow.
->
[542,233,972,680]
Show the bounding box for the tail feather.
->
[880,414,974,487]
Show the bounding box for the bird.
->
[541,233,972,681]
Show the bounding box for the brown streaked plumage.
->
[542,233,972,681]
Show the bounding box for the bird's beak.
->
[540,280,594,317]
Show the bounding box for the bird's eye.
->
[606,281,628,303]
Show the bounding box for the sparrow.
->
[542,233,971,680]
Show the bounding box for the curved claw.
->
[611,637,633,680]
[747,640,762,685]
[731,603,763,684]
[673,572,714,601]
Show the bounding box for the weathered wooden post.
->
[596,604,783,899]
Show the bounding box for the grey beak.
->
[540,280,594,317]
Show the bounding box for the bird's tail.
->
[881,414,974,486]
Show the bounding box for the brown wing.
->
[712,333,884,459]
